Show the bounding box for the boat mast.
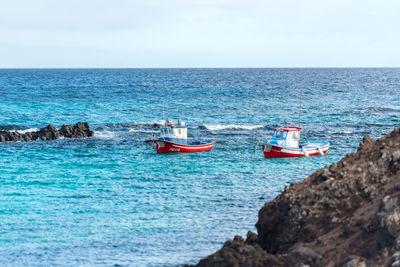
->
[163,104,166,126]
[298,88,302,127]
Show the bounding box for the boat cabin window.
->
[273,130,301,140]
[288,131,299,140]
[274,131,281,138]
[161,128,171,136]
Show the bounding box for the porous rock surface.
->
[191,127,400,267]
[0,122,94,142]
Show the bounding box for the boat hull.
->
[146,140,214,153]
[261,143,329,158]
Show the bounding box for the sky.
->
[0,0,399,68]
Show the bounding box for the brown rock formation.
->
[0,122,94,142]
[191,127,400,267]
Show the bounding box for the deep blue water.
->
[0,68,399,266]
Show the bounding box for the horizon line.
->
[0,66,400,69]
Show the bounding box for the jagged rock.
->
[245,231,258,245]
[284,246,321,267]
[191,127,400,267]
[194,235,281,267]
[0,122,94,143]
[392,251,400,265]
[341,255,366,267]
[58,124,74,137]
[377,195,400,248]
[59,122,94,138]
[32,124,59,140]
[394,236,400,250]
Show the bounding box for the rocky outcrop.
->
[0,122,94,142]
[58,122,94,138]
[191,127,400,266]
[194,235,281,267]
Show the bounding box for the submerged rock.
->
[190,127,400,266]
[0,122,94,142]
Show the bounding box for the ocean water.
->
[0,68,399,266]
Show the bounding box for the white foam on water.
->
[328,130,353,135]
[128,129,158,133]
[94,131,117,139]
[133,120,165,126]
[10,128,39,134]
[202,124,264,131]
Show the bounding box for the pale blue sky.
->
[1,0,399,68]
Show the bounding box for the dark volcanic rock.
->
[32,124,60,140]
[194,235,281,267]
[284,246,322,267]
[191,127,400,267]
[377,194,400,249]
[0,122,94,142]
[59,122,94,138]
[341,255,367,267]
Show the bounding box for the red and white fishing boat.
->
[145,118,215,153]
[260,126,329,158]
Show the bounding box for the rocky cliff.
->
[0,122,94,142]
[192,127,400,267]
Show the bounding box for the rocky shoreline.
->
[0,122,94,142]
[191,127,400,267]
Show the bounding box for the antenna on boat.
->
[162,104,165,124]
[298,88,302,127]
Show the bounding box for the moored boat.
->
[145,118,215,153]
[260,126,329,158]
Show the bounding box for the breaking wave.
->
[128,129,158,133]
[93,131,118,139]
[95,121,164,131]
[10,128,39,134]
[199,124,264,131]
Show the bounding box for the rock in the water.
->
[33,124,59,140]
[59,122,94,138]
[0,122,94,143]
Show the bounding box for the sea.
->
[0,68,399,266]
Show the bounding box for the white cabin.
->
[271,127,301,148]
[159,119,187,139]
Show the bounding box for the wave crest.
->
[200,124,264,131]
[93,131,118,139]
[9,128,39,134]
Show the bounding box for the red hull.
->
[147,140,214,153]
[261,144,329,158]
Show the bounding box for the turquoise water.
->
[0,68,399,266]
